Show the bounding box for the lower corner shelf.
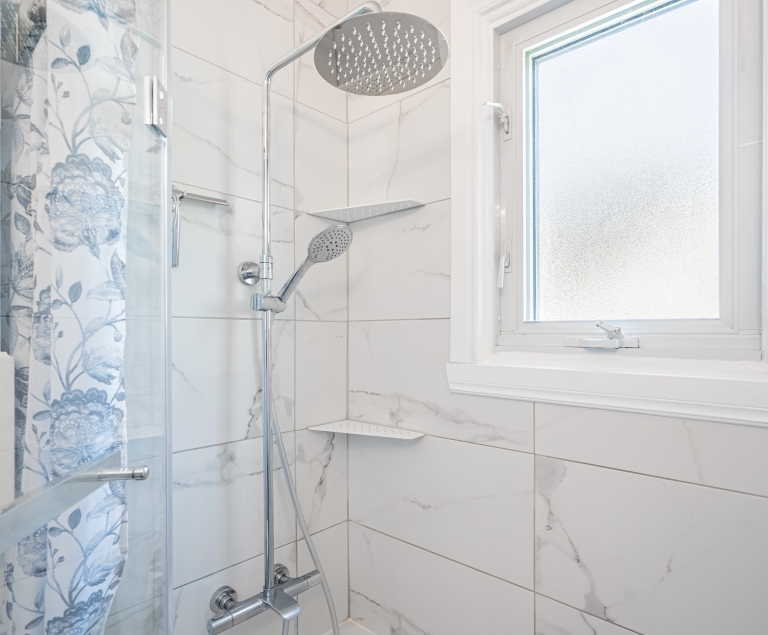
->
[307,420,424,440]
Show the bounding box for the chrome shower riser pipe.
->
[258,0,382,605]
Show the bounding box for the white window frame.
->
[447,0,768,427]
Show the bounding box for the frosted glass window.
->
[528,0,720,322]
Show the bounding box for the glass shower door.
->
[0,0,171,634]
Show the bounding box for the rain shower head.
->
[277,225,353,302]
[314,12,449,96]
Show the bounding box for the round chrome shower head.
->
[307,225,353,263]
[314,12,449,96]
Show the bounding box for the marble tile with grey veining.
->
[535,456,768,635]
[172,318,294,453]
[349,434,533,587]
[296,430,348,534]
[172,0,294,97]
[297,523,349,635]
[295,103,347,213]
[294,212,348,321]
[349,80,450,207]
[349,523,534,635]
[346,0,452,122]
[296,322,348,429]
[172,49,294,207]
[173,435,297,586]
[349,319,534,451]
[295,0,348,120]
[172,542,298,635]
[348,199,450,321]
[535,594,636,635]
[171,188,295,320]
[535,403,768,497]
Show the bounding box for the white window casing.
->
[447,0,768,427]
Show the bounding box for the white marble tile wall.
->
[348,319,534,450]
[535,456,768,635]
[349,523,534,635]
[171,0,351,630]
[342,2,768,634]
[348,434,533,587]
[296,321,348,429]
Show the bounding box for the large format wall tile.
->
[297,522,349,635]
[348,199,450,320]
[295,103,347,213]
[349,319,534,451]
[173,49,294,207]
[296,322,348,429]
[349,523,534,635]
[294,213,348,321]
[295,0,347,121]
[535,595,636,635]
[349,434,533,587]
[296,430,348,534]
[173,435,297,586]
[345,0,451,122]
[535,456,768,635]
[172,0,294,97]
[172,318,294,452]
[535,403,768,497]
[172,542,298,635]
[349,80,450,206]
[171,191,295,320]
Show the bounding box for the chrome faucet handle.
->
[210,586,238,613]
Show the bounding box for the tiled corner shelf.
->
[308,420,425,440]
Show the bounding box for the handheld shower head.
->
[314,12,449,96]
[307,225,353,262]
[277,225,353,302]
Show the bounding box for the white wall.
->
[170,1,351,633]
[344,2,768,635]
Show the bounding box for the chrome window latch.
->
[567,320,639,349]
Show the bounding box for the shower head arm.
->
[260,1,382,292]
[276,258,314,303]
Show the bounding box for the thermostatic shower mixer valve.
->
[220,2,449,634]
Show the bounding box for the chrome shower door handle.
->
[74,466,150,482]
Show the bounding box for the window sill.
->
[446,352,768,428]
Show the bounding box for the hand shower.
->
[276,225,353,302]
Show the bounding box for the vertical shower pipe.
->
[259,1,383,597]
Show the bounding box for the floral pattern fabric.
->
[0,1,137,633]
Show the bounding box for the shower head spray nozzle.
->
[277,225,353,302]
[314,12,449,97]
[307,225,353,263]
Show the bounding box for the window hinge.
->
[483,102,510,136]
[566,320,639,349]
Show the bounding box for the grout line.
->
[349,522,535,593]
[171,45,295,101]
[347,76,452,125]
[534,593,645,635]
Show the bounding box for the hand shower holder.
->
[250,294,287,313]
[207,567,323,634]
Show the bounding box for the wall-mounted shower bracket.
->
[250,294,287,313]
[237,262,261,286]
[207,567,323,634]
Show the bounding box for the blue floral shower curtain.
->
[1,1,138,633]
